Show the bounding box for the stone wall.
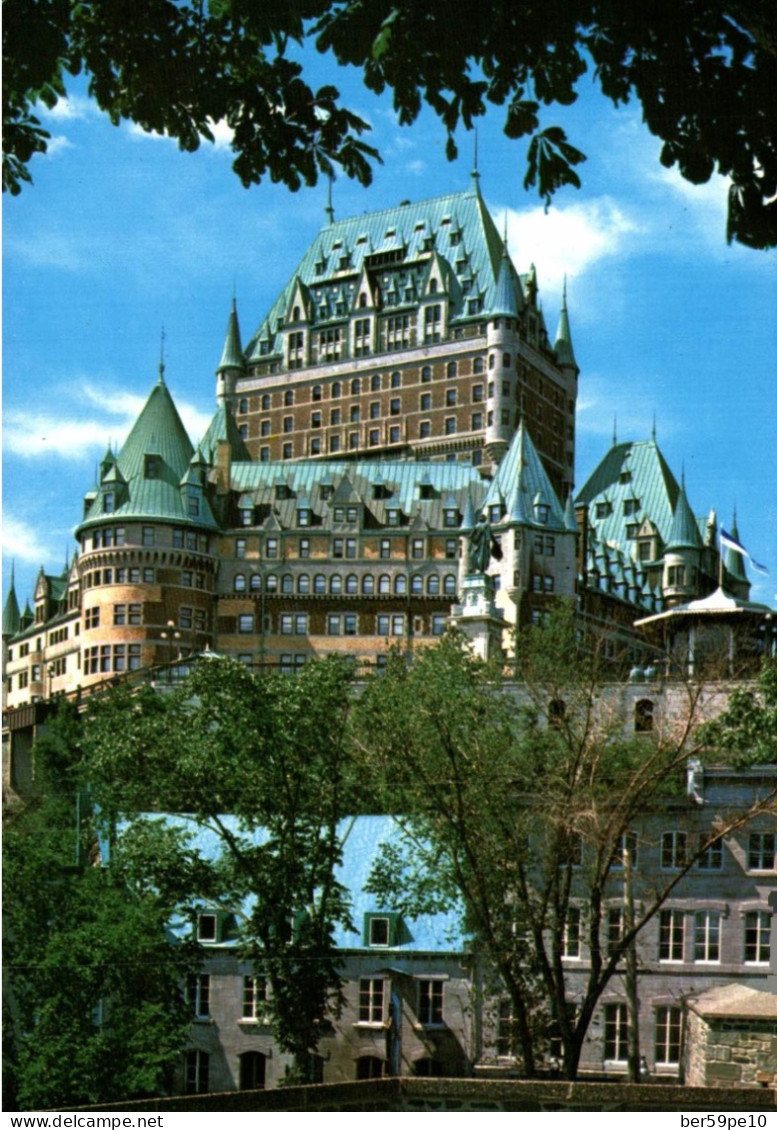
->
[686,1011,777,1088]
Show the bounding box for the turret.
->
[663,477,703,605]
[485,242,522,468]
[216,299,244,410]
[2,564,21,640]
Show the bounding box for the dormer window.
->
[535,503,550,525]
[297,508,311,527]
[363,912,401,948]
[187,491,200,517]
[386,508,400,527]
[197,913,218,942]
[145,455,160,479]
[103,491,115,514]
[444,508,459,528]
[489,504,502,523]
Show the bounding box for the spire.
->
[158,327,166,385]
[490,245,520,318]
[554,276,577,370]
[3,564,21,637]
[217,298,244,373]
[325,175,335,226]
[666,479,703,551]
[652,412,657,442]
[613,416,617,446]
[471,128,481,192]
[724,508,748,583]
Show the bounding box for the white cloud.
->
[128,116,233,151]
[405,159,426,176]
[40,94,97,122]
[44,135,75,158]
[1,515,56,566]
[4,382,214,460]
[5,232,87,271]
[497,197,642,300]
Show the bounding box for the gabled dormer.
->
[285,276,311,326]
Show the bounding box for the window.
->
[421,365,432,382]
[420,392,432,411]
[346,573,358,594]
[390,397,401,415]
[389,425,401,444]
[330,574,343,595]
[280,613,308,635]
[356,1057,384,1080]
[443,574,457,596]
[419,420,431,438]
[444,416,456,435]
[299,537,310,559]
[606,908,624,956]
[748,832,775,871]
[603,1003,628,1062]
[369,429,380,446]
[563,906,582,959]
[185,1050,210,1094]
[654,1007,682,1066]
[697,838,723,870]
[378,574,391,595]
[235,537,246,559]
[283,442,293,459]
[411,538,424,559]
[496,1000,519,1057]
[362,574,375,595]
[427,575,440,596]
[612,832,638,869]
[85,607,100,630]
[432,614,447,636]
[234,573,246,593]
[359,978,385,1023]
[418,980,443,1025]
[377,614,404,636]
[197,913,218,943]
[371,374,381,391]
[659,909,685,962]
[694,911,721,962]
[368,916,391,947]
[744,911,771,963]
[635,698,654,732]
[446,387,457,407]
[187,974,210,1019]
[142,526,155,546]
[661,832,687,870]
[443,507,459,528]
[284,389,294,406]
[242,976,268,1021]
[265,537,278,558]
[445,538,458,559]
[238,614,255,633]
[471,412,483,430]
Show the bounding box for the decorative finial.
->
[471,128,480,187]
[325,175,335,225]
[562,274,568,306]
[159,327,166,384]
[613,415,617,446]
[652,412,657,441]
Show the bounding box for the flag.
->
[719,529,769,575]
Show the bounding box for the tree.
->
[352,612,777,1080]
[4,1,776,248]
[81,655,358,1085]
[3,701,201,1111]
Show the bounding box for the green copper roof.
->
[554,281,577,370]
[201,402,251,463]
[77,376,219,534]
[575,438,680,556]
[218,300,244,371]
[490,247,522,318]
[483,421,568,530]
[666,481,703,551]
[245,186,519,361]
[724,512,749,583]
[2,566,20,636]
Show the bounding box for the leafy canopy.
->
[3,0,777,246]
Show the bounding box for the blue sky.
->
[3,52,776,609]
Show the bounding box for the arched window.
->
[421,365,432,382]
[395,574,407,595]
[292,305,300,321]
[297,573,310,594]
[443,574,457,596]
[331,381,341,399]
[346,573,358,594]
[635,698,654,733]
[330,574,343,595]
[261,393,271,410]
[359,292,367,308]
[427,575,440,595]
[362,574,375,595]
[429,278,438,294]
[239,1051,266,1091]
[284,389,294,406]
[411,574,423,595]
[266,573,278,592]
[312,384,322,401]
[356,1057,384,1080]
[371,374,381,391]
[238,398,249,414]
[378,574,391,595]
[314,574,326,594]
[473,357,484,374]
[489,354,496,369]
[250,574,261,591]
[351,378,360,395]
[391,371,401,388]
[447,361,457,379]
[234,573,246,592]
[281,574,294,594]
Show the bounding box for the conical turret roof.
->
[201,402,251,464]
[488,247,521,318]
[3,566,21,637]
[218,299,245,371]
[554,279,578,370]
[666,480,703,551]
[724,511,748,583]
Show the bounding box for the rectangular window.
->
[85,607,100,630]
[603,1003,628,1062]
[659,909,685,962]
[563,906,582,959]
[235,537,246,558]
[694,911,721,963]
[748,832,776,871]
[431,614,447,636]
[380,539,391,559]
[113,604,126,626]
[359,978,385,1023]
[238,614,255,633]
[242,976,268,1020]
[744,911,771,964]
[265,538,278,559]
[299,538,310,558]
[187,974,210,1019]
[654,1006,682,1066]
[185,1050,209,1095]
[697,838,723,870]
[368,916,390,947]
[128,603,141,625]
[418,980,443,1025]
[142,526,155,547]
[412,538,424,559]
[661,831,687,870]
[445,538,458,559]
[612,831,638,869]
[496,1000,519,1058]
[606,908,624,956]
